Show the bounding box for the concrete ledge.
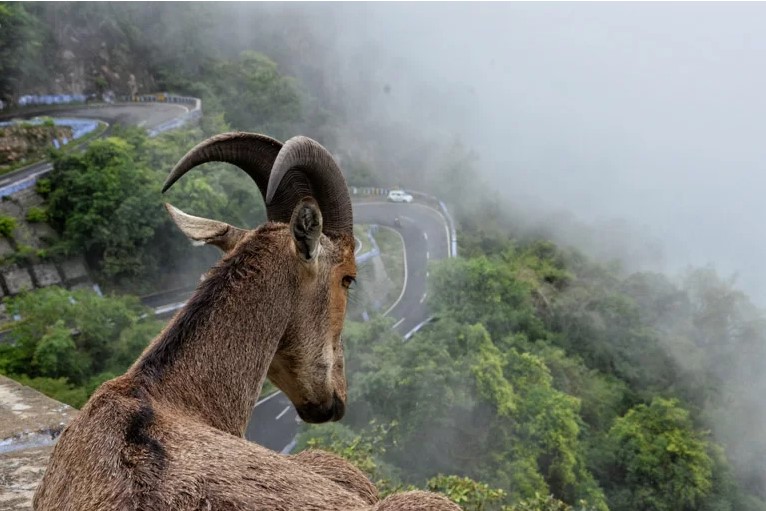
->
[0,376,76,510]
[0,446,55,510]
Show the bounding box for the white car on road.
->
[387,190,414,203]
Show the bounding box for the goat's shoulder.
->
[34,375,166,511]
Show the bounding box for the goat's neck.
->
[131,245,295,436]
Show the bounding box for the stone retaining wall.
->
[0,186,92,319]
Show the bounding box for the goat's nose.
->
[296,393,345,424]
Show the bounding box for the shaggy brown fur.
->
[34,211,459,510]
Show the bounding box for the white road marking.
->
[255,390,281,407]
[423,232,428,241]
[275,406,291,420]
[420,292,427,304]
[426,251,430,259]
[403,316,435,341]
[353,202,451,259]
[382,227,408,316]
[280,438,298,454]
[393,317,406,329]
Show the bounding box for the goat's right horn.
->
[266,136,353,239]
[161,132,283,200]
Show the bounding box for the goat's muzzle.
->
[296,392,345,423]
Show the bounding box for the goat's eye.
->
[341,276,356,289]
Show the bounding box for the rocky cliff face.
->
[0,125,73,166]
[17,4,159,97]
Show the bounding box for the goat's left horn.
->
[161,132,283,200]
[266,136,353,238]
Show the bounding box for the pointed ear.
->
[165,203,247,252]
[291,198,323,261]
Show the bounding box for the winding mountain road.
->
[354,202,451,334]
[4,101,453,454]
[0,103,191,193]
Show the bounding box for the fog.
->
[308,2,766,305]
[6,1,766,503]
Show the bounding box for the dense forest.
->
[1,3,766,510]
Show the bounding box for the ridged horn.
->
[161,132,283,199]
[266,136,353,238]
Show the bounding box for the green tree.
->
[340,318,606,509]
[205,51,303,139]
[2,287,158,389]
[32,320,84,382]
[0,3,44,100]
[549,283,678,394]
[429,255,546,341]
[506,493,599,511]
[605,397,713,511]
[47,137,166,285]
[108,320,164,373]
[427,475,507,511]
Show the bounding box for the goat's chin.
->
[296,393,345,423]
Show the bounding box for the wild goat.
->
[34,133,460,510]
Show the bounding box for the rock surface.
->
[0,376,76,511]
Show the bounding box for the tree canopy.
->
[0,287,162,406]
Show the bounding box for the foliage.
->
[203,51,303,140]
[604,398,713,511]
[25,206,48,223]
[46,137,165,285]
[0,214,17,237]
[42,127,268,293]
[428,254,545,342]
[334,317,607,509]
[35,178,52,196]
[506,493,597,511]
[0,2,44,100]
[427,475,507,511]
[312,227,766,510]
[5,243,38,265]
[0,287,161,407]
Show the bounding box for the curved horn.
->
[161,132,283,199]
[266,136,353,238]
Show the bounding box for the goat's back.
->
[33,375,376,510]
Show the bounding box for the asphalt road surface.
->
[0,103,189,130]
[354,202,451,334]
[244,200,452,451]
[246,391,301,453]
[0,103,189,189]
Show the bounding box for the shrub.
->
[0,215,17,237]
[26,206,47,223]
[35,178,51,197]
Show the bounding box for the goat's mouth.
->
[296,393,345,423]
